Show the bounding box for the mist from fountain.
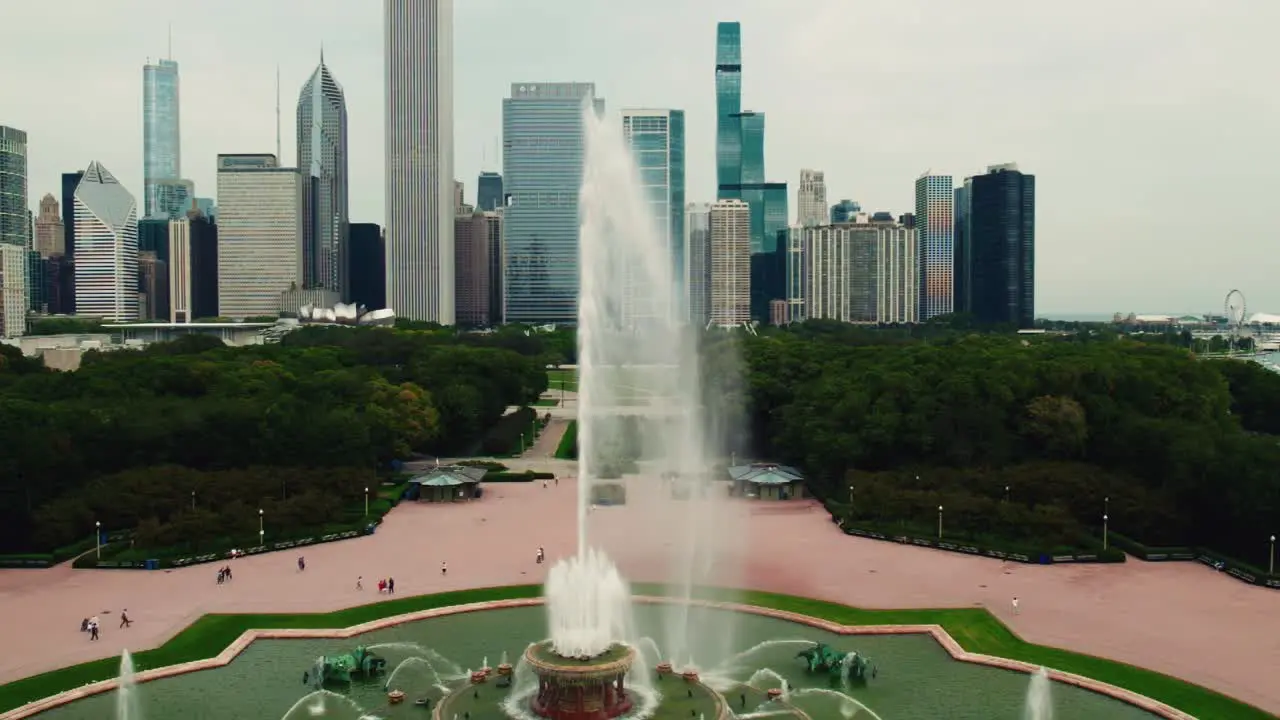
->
[787,687,885,720]
[115,650,141,720]
[575,106,745,672]
[1024,666,1054,720]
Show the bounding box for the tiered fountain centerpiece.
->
[523,641,635,720]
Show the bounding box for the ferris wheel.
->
[1224,289,1247,329]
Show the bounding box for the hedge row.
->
[555,420,578,459]
[1109,531,1279,589]
[483,470,555,483]
[72,521,378,570]
[0,534,128,568]
[837,516,1126,565]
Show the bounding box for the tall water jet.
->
[1023,666,1054,720]
[577,105,746,669]
[115,650,141,720]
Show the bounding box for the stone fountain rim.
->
[0,595,1199,720]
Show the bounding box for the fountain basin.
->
[522,641,635,720]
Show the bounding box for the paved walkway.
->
[0,475,1276,714]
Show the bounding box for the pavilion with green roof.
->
[726,463,807,500]
[407,465,486,503]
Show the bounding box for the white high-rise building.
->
[168,216,191,323]
[384,0,454,323]
[783,221,919,325]
[0,243,27,337]
[685,202,712,326]
[797,169,827,227]
[73,162,138,320]
[215,154,302,318]
[709,199,750,327]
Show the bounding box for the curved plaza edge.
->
[0,596,1197,720]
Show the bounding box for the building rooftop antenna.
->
[167,22,172,59]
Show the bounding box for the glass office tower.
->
[502,82,603,324]
[715,22,742,195]
[622,109,686,316]
[914,173,955,321]
[142,59,181,218]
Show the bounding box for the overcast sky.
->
[3,0,1278,315]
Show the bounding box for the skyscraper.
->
[622,109,686,312]
[0,126,27,248]
[503,82,603,324]
[953,182,971,314]
[348,222,386,311]
[215,154,301,318]
[685,202,712,326]
[0,244,26,336]
[73,162,139,320]
[297,53,350,297]
[830,199,861,224]
[143,58,181,218]
[914,173,954,321]
[715,22,742,196]
[168,211,219,322]
[477,171,504,211]
[385,0,454,323]
[797,169,827,226]
[964,163,1035,328]
[783,221,918,326]
[709,199,750,327]
[454,210,499,326]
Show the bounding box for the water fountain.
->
[114,651,140,720]
[1024,667,1054,720]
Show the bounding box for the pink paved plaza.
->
[0,474,1276,715]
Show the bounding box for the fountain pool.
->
[29,604,1158,720]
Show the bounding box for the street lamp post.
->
[191,490,196,511]
[95,521,101,559]
[519,432,525,454]
[258,508,264,544]
[1103,514,1109,551]
[1004,485,1010,503]
[1270,535,1275,576]
[937,505,944,540]
[364,487,370,517]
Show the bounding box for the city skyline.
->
[0,0,1276,314]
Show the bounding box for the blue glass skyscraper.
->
[143,58,181,218]
[502,82,603,324]
[477,171,504,211]
[622,109,686,314]
[715,22,742,195]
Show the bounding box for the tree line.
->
[0,327,552,553]
[733,320,1280,567]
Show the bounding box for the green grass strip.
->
[0,584,1267,719]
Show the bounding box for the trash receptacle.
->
[145,559,159,570]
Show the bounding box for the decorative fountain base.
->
[524,641,636,720]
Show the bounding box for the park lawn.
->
[546,368,578,393]
[533,398,560,407]
[0,585,1268,720]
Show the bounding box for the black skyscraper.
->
[476,172,504,211]
[189,214,219,320]
[964,165,1035,328]
[348,223,385,310]
[60,171,83,313]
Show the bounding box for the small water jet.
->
[115,650,140,720]
[1024,666,1054,720]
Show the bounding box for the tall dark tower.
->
[965,164,1035,328]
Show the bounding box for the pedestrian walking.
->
[1012,596,1020,615]
[89,616,100,641]
[388,577,395,594]
[119,609,132,629]
[297,556,306,572]
[356,576,363,590]
[441,561,448,576]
